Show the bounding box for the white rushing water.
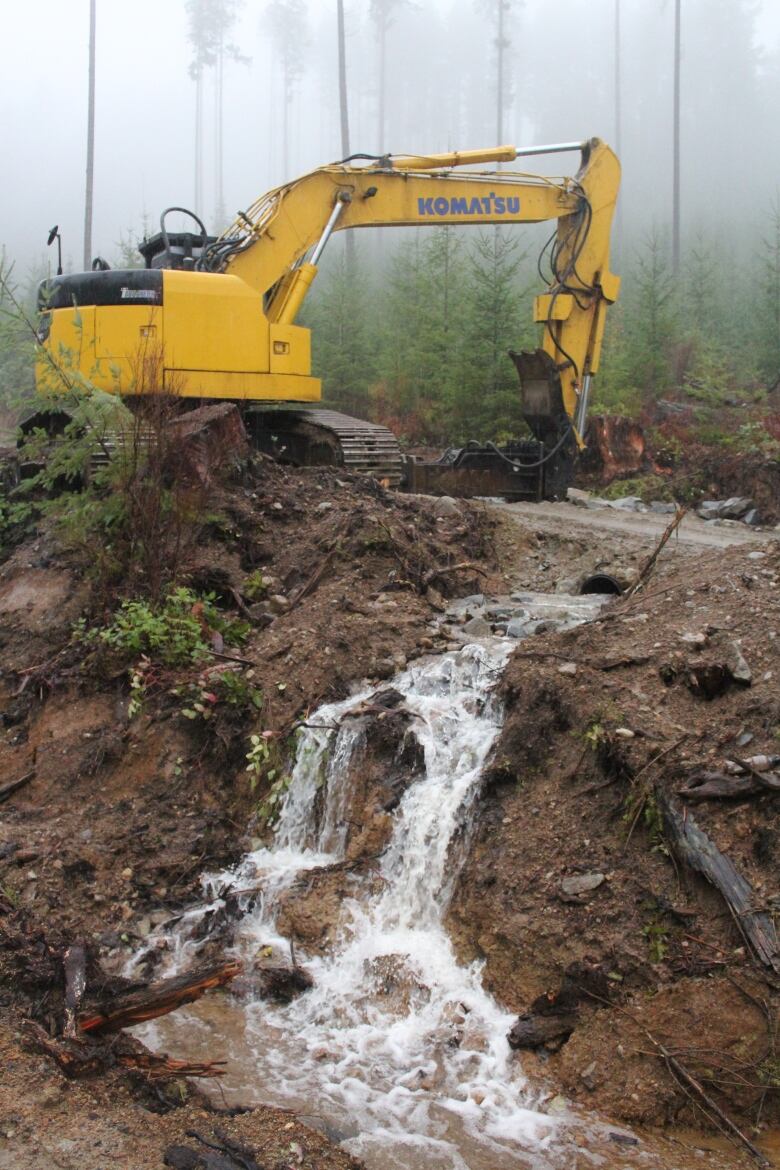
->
[132,595,609,1169]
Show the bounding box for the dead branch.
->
[658,791,780,975]
[288,541,339,611]
[79,959,242,1035]
[573,987,772,1169]
[0,770,34,805]
[626,507,688,597]
[119,1052,228,1080]
[422,561,488,589]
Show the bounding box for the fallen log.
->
[679,771,780,801]
[79,959,242,1035]
[658,791,780,974]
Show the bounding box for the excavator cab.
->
[137,208,217,271]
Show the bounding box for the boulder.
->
[463,615,491,637]
[719,496,754,519]
[649,500,677,514]
[608,495,647,513]
[433,495,461,518]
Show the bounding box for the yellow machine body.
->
[37,139,620,447]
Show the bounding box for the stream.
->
[128,592,639,1169]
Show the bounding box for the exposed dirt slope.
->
[449,536,780,1142]
[0,461,498,1170]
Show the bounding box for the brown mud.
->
[1,454,779,1168]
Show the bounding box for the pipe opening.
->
[580,573,623,596]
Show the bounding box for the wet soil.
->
[0,461,497,1170]
[2,458,780,1167]
[450,521,780,1155]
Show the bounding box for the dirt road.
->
[497,499,779,550]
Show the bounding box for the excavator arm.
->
[208,138,620,447]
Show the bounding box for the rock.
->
[121,867,133,881]
[561,872,605,896]
[580,1060,598,1091]
[505,618,531,638]
[697,500,723,521]
[557,662,577,676]
[743,508,762,526]
[649,500,677,514]
[433,495,461,518]
[747,551,767,560]
[247,604,274,627]
[268,594,290,614]
[728,642,752,685]
[452,593,486,610]
[698,497,754,521]
[483,604,515,620]
[425,586,446,611]
[585,497,610,510]
[720,496,754,519]
[608,495,647,512]
[547,1095,569,1115]
[566,487,591,507]
[316,501,334,512]
[614,727,635,739]
[680,631,708,648]
[463,616,491,637]
[609,1131,639,1147]
[555,576,585,595]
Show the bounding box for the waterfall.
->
[131,594,610,1169]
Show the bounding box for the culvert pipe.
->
[580,573,623,596]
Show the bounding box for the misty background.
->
[2,0,778,268]
[1,0,779,445]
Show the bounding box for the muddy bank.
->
[449,540,780,1140]
[0,460,497,1170]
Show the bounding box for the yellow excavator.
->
[35,138,620,500]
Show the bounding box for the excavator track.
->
[244,407,405,485]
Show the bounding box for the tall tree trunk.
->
[672,0,681,273]
[614,0,622,255]
[336,0,355,267]
[378,14,387,152]
[337,0,350,159]
[496,0,504,143]
[214,30,225,228]
[194,64,203,215]
[83,0,96,271]
[283,75,289,177]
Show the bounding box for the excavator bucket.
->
[403,349,578,502]
[509,348,571,449]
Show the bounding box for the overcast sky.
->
[2,0,778,278]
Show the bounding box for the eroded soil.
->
[2,463,779,1168]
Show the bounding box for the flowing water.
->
[130,595,628,1169]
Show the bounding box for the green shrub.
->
[83,586,249,668]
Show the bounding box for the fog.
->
[1,0,778,277]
